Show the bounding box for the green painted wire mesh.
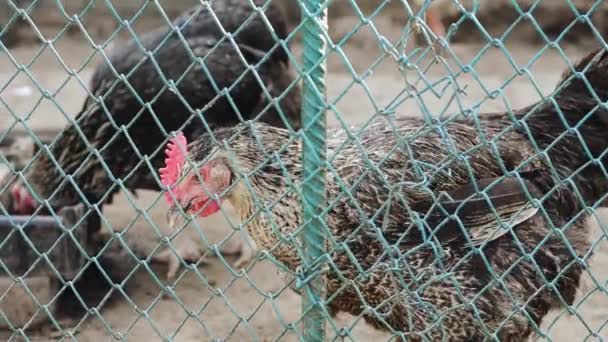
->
[0,0,606,341]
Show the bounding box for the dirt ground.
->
[0,14,607,341]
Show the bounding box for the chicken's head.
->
[160,132,238,230]
[8,180,37,215]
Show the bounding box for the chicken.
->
[0,133,49,214]
[3,0,301,282]
[158,48,608,339]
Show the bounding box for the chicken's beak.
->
[167,205,181,231]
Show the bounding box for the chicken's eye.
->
[189,175,202,186]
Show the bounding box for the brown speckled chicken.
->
[158,47,608,340]
[2,0,300,280]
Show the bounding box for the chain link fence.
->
[0,0,607,341]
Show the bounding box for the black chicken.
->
[3,0,301,279]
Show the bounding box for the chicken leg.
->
[426,6,446,38]
[218,229,257,269]
[152,238,205,284]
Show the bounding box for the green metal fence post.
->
[300,0,328,340]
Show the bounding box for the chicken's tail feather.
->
[522,47,608,206]
[550,48,608,156]
[553,48,608,122]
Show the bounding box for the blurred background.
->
[0,0,606,340]
[2,0,607,132]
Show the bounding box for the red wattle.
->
[201,199,222,217]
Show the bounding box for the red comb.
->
[160,131,188,205]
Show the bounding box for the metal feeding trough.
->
[0,205,92,329]
[0,131,111,329]
[0,133,89,280]
[0,205,90,280]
